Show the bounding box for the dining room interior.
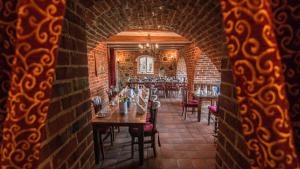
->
[1,1,300,169]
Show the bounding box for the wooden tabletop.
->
[91,103,147,126]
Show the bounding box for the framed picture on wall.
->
[95,51,105,76]
[162,55,168,62]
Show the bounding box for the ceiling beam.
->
[106,35,190,44]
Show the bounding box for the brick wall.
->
[115,49,178,86]
[180,43,201,93]
[88,43,109,103]
[194,53,221,84]
[39,1,105,169]
[176,56,187,80]
[216,56,251,169]
[159,49,178,77]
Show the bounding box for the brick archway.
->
[79,0,226,69]
[79,0,227,95]
[41,1,249,169]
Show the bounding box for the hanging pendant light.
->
[138,34,159,55]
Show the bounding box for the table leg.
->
[93,126,100,164]
[138,125,144,165]
[198,98,202,122]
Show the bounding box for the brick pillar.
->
[216,56,251,169]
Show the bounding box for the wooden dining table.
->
[193,93,218,122]
[91,102,147,165]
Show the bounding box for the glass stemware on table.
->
[196,85,220,96]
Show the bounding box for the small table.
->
[91,104,147,165]
[193,93,218,122]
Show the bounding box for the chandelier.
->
[138,34,159,55]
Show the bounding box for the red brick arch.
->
[76,0,227,99]
[78,0,226,70]
[40,1,251,169]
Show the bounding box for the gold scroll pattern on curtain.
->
[0,0,66,168]
[0,0,17,144]
[271,0,300,154]
[219,0,300,169]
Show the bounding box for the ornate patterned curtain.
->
[271,0,300,154]
[0,0,66,168]
[220,0,300,168]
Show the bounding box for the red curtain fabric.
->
[109,48,116,87]
[0,0,66,168]
[271,0,300,153]
[0,0,17,145]
[220,0,300,168]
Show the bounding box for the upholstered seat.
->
[129,122,154,134]
[146,112,151,122]
[148,101,153,109]
[208,105,217,113]
[185,101,198,107]
[191,99,198,103]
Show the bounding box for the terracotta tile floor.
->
[97,98,216,169]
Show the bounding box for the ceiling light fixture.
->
[138,34,159,55]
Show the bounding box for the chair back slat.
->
[150,101,160,129]
[181,88,188,104]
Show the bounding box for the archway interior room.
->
[1,1,300,169]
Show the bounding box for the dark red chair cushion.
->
[190,99,198,103]
[208,105,217,113]
[144,123,154,132]
[146,112,151,122]
[185,101,198,107]
[129,122,154,135]
[148,101,153,109]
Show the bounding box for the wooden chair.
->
[181,88,198,120]
[165,82,180,98]
[91,96,114,160]
[129,101,161,158]
[155,82,166,98]
[208,102,219,136]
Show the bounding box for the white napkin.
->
[136,103,147,114]
[139,95,147,108]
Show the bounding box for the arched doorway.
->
[2,1,298,169]
[41,1,247,169]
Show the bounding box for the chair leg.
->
[131,136,134,158]
[152,135,157,157]
[184,107,187,120]
[110,127,114,146]
[214,116,218,134]
[99,134,104,161]
[208,111,211,125]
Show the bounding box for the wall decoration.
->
[95,51,105,76]
[162,55,168,62]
